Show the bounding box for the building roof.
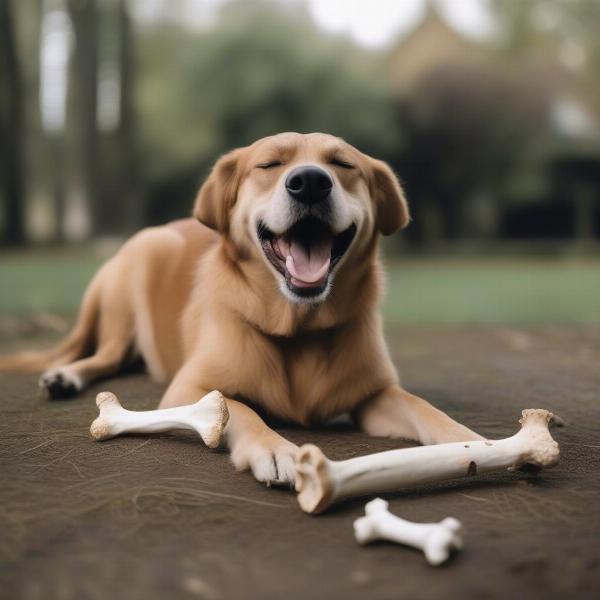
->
[388,0,490,92]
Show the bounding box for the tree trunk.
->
[0,0,26,245]
[116,0,141,234]
[18,0,45,242]
[68,0,100,237]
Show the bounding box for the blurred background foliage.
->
[0,0,599,324]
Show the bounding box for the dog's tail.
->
[0,279,100,373]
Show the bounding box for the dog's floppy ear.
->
[369,158,410,235]
[193,148,244,232]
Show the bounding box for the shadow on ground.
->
[1,326,599,600]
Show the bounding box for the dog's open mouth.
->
[257,218,357,297]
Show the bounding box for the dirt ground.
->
[1,326,599,600]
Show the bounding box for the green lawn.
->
[1,251,598,324]
[382,258,600,324]
[0,252,104,315]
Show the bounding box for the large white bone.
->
[354,498,463,565]
[90,391,229,448]
[295,409,559,514]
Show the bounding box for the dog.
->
[0,132,481,484]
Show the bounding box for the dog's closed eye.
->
[256,161,283,169]
[330,158,355,169]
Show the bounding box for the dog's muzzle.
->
[256,165,356,301]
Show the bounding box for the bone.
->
[295,409,559,514]
[90,390,229,448]
[354,498,463,565]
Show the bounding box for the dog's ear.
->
[193,148,244,232]
[369,158,410,235]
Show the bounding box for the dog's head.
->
[194,132,409,304]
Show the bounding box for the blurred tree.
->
[488,0,600,242]
[490,0,599,54]
[37,0,72,242]
[395,63,551,241]
[489,0,600,97]
[2,0,596,246]
[136,0,397,222]
[94,0,141,235]
[115,0,141,233]
[67,0,100,235]
[0,0,26,245]
[186,0,395,155]
[16,0,48,242]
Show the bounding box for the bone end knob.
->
[294,444,335,515]
[197,390,229,448]
[90,391,122,440]
[511,409,560,470]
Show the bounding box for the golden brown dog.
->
[0,132,481,483]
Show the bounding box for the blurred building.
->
[385,0,600,244]
[388,1,489,93]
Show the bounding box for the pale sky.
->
[305,0,496,47]
[131,0,497,48]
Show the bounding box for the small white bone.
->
[354,498,463,565]
[90,390,229,448]
[295,409,560,514]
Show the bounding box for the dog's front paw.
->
[230,432,298,486]
[39,368,82,399]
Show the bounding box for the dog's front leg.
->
[224,398,298,485]
[354,385,484,445]
[160,373,297,485]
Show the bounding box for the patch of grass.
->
[382,258,600,324]
[0,252,103,315]
[0,251,598,324]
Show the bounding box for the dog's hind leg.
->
[39,268,135,399]
[0,273,101,374]
[39,334,133,398]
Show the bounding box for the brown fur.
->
[0,133,481,483]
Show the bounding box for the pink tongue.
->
[285,239,332,284]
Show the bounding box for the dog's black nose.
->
[285,166,333,204]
